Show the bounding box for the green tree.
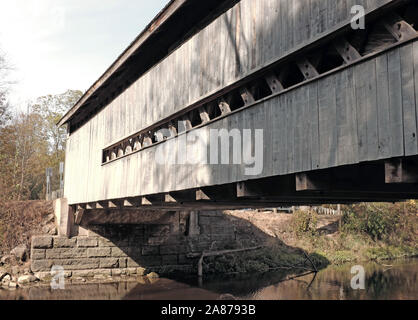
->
[0,90,83,200]
[31,90,83,193]
[31,90,82,154]
[0,112,49,200]
[0,48,12,127]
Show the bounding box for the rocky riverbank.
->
[1,202,417,291]
[0,201,57,290]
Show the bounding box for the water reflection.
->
[238,259,418,300]
[0,259,416,300]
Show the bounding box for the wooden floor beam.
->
[109,200,124,209]
[196,185,237,201]
[385,158,418,184]
[296,172,330,191]
[165,190,197,203]
[77,157,418,211]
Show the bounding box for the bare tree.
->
[0,48,12,127]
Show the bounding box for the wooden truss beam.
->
[168,122,178,137]
[265,73,284,93]
[101,4,418,167]
[218,98,232,115]
[155,130,165,142]
[75,206,85,225]
[143,134,153,147]
[383,13,417,42]
[199,106,210,123]
[179,115,192,132]
[334,38,362,64]
[239,87,255,105]
[296,59,319,80]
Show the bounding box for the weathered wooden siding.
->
[65,40,418,204]
[88,0,393,148]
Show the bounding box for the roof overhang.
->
[58,0,238,129]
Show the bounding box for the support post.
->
[53,198,74,238]
[188,211,201,236]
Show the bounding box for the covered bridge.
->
[58,0,418,212]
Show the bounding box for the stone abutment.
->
[31,210,259,278]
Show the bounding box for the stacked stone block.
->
[31,211,243,277]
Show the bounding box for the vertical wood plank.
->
[335,69,359,165]
[387,48,405,157]
[300,86,311,171]
[346,67,359,165]
[376,54,391,159]
[400,44,418,156]
[310,0,321,40]
[294,0,311,46]
[414,41,418,152]
[272,93,288,175]
[308,82,320,170]
[293,88,303,172]
[251,100,267,179]
[279,0,290,53]
[286,90,295,173]
[355,60,378,162]
[318,75,337,168]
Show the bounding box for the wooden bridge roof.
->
[58,0,237,128]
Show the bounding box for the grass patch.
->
[286,202,418,265]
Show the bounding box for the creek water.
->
[0,258,416,300]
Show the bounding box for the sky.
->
[0,0,169,111]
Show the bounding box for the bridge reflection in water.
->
[1,258,416,300]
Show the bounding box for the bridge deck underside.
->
[71,157,418,217]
